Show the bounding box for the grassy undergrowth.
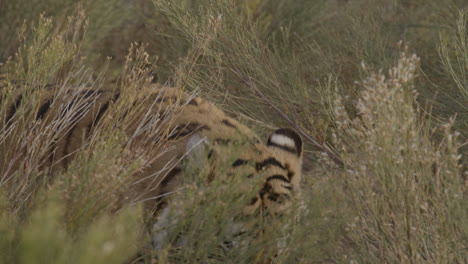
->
[0,1,466,263]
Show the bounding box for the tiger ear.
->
[185,133,210,169]
[185,133,206,153]
[266,128,302,156]
[184,133,211,177]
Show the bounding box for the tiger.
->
[0,78,303,257]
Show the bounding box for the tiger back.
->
[0,81,303,223]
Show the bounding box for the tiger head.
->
[184,126,303,216]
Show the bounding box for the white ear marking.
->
[185,133,210,172]
[269,134,296,149]
[185,133,206,153]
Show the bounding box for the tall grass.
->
[0,11,153,264]
[439,10,468,98]
[0,190,141,264]
[0,0,132,73]
[0,1,466,263]
[333,48,467,263]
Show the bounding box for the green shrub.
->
[333,48,467,263]
[0,191,141,264]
